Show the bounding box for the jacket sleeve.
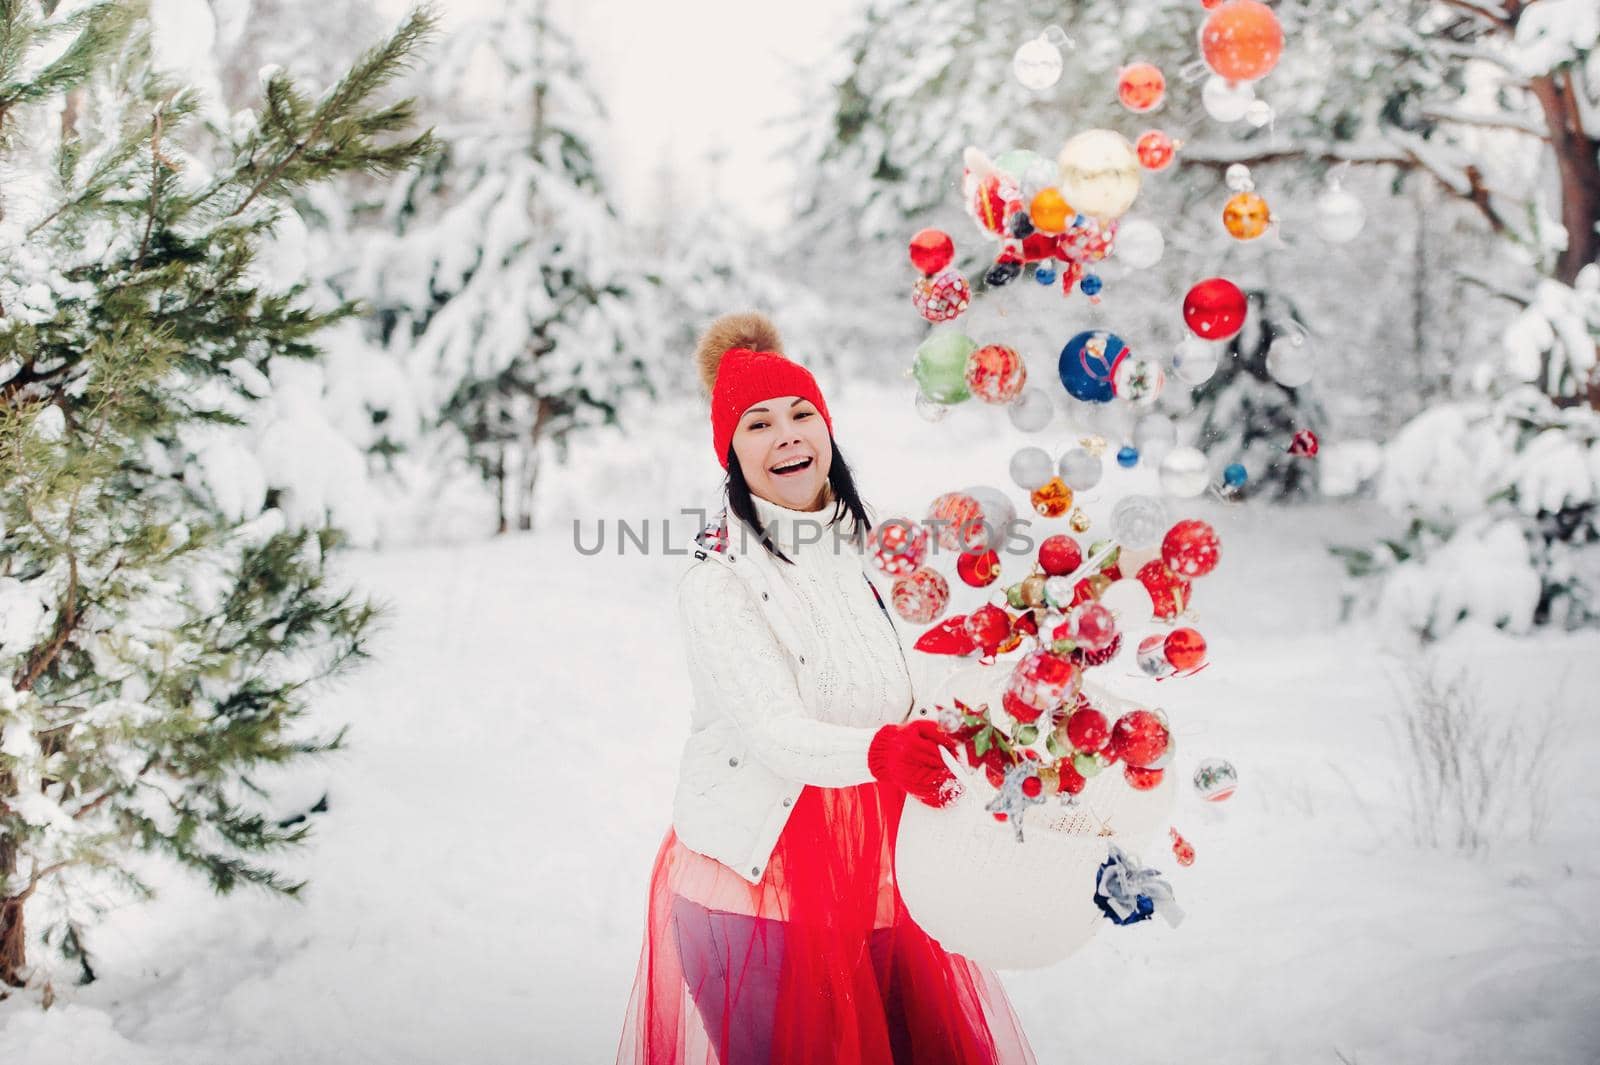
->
[677,561,878,787]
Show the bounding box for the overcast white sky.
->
[377,0,863,229]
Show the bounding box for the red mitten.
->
[869,720,963,808]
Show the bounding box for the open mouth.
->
[769,457,814,477]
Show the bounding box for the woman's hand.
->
[868,720,963,808]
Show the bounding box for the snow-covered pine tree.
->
[0,2,434,992]
[353,0,651,534]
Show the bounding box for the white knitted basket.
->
[894,664,1175,970]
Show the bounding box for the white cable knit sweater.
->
[670,494,915,884]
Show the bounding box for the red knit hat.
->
[694,313,833,470]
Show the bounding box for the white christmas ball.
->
[1057,129,1142,221]
[1098,577,1156,623]
[1009,446,1056,491]
[1110,494,1168,548]
[1244,99,1275,128]
[1201,75,1254,123]
[1224,163,1254,192]
[1113,218,1165,269]
[1158,446,1210,498]
[1172,336,1220,386]
[1057,447,1103,491]
[1012,36,1064,91]
[1113,358,1165,407]
[1133,414,1176,462]
[1266,337,1315,387]
[915,392,950,422]
[1316,187,1366,244]
[1008,387,1055,432]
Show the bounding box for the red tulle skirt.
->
[615,780,1036,1065]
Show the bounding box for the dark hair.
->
[726,438,873,564]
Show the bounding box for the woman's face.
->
[730,395,833,511]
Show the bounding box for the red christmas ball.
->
[1199,0,1284,83]
[1057,761,1087,795]
[1065,707,1110,752]
[1022,775,1044,798]
[1289,428,1320,457]
[1182,277,1248,341]
[964,604,1012,654]
[1136,129,1176,171]
[909,228,955,276]
[1002,688,1047,725]
[956,549,1001,587]
[1038,534,1083,576]
[1125,765,1165,790]
[1164,627,1208,672]
[1161,519,1221,578]
[1111,709,1170,767]
[1117,62,1166,113]
[1136,559,1192,619]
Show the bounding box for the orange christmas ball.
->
[1117,62,1166,113]
[1136,130,1176,172]
[1222,191,1271,240]
[1030,477,1074,518]
[1029,187,1073,233]
[1199,0,1284,83]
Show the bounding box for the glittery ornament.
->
[1057,447,1103,491]
[1117,62,1166,113]
[927,491,982,550]
[1289,428,1320,456]
[1222,191,1271,240]
[1137,633,1177,678]
[1136,559,1191,619]
[1008,388,1055,432]
[1182,277,1248,341]
[965,343,1027,404]
[1043,575,1076,610]
[1031,476,1074,517]
[867,519,931,576]
[911,269,971,324]
[1125,765,1164,790]
[1111,709,1169,767]
[909,228,955,275]
[1199,0,1284,82]
[1008,649,1079,713]
[1113,357,1165,406]
[1079,435,1109,457]
[1169,827,1196,866]
[1158,446,1210,498]
[1069,631,1121,667]
[1164,627,1207,671]
[914,329,978,401]
[1135,129,1176,171]
[1021,573,1049,607]
[1038,534,1083,576]
[964,604,1012,656]
[1162,519,1221,578]
[1070,601,1118,651]
[956,549,1002,588]
[1065,707,1111,752]
[1193,758,1238,801]
[1057,760,1087,794]
[1110,494,1169,548]
[891,567,950,623]
[1003,688,1050,726]
[1069,509,1092,533]
[1009,446,1055,491]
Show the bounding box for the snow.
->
[1510,0,1600,78]
[3,384,1597,1064]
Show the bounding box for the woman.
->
[615,313,1036,1065]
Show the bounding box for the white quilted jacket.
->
[671,494,917,884]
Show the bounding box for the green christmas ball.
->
[1072,751,1105,778]
[914,330,976,404]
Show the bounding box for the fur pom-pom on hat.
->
[694,312,784,396]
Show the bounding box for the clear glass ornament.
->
[1110,494,1168,548]
[1316,186,1366,244]
[1171,336,1220,385]
[1201,75,1254,123]
[1057,447,1103,491]
[1009,446,1056,491]
[1266,335,1314,387]
[1244,99,1274,128]
[1224,163,1254,192]
[1007,387,1054,432]
[914,392,950,422]
[1013,36,1063,90]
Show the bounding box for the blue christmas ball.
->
[1057,330,1130,404]
[1116,445,1139,468]
[1223,463,1248,487]
[1035,265,1058,286]
[1080,274,1103,296]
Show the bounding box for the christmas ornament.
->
[1125,764,1165,790]
[1013,32,1065,90]
[985,761,1049,841]
[1070,509,1092,533]
[1135,129,1177,171]
[1116,445,1139,468]
[1316,186,1366,243]
[1112,709,1169,767]
[868,518,931,576]
[1222,191,1271,240]
[1138,634,1177,678]
[1201,75,1254,122]
[1029,187,1073,233]
[1193,758,1238,801]
[914,393,951,422]
[1008,388,1055,432]
[1080,274,1103,298]
[909,228,955,275]
[1171,336,1219,385]
[1008,649,1079,715]
[1094,844,1184,926]
[1034,263,1059,286]
[1182,277,1248,341]
[1199,0,1284,83]
[1223,463,1248,488]
[928,491,982,550]
[1070,601,1118,652]
[1114,218,1165,268]
[1010,446,1056,491]
[1289,428,1320,457]
[1056,129,1142,221]
[1019,573,1049,607]
[965,155,1021,237]
[1059,330,1130,403]
[1225,163,1255,192]
[1164,627,1207,672]
[1039,534,1083,576]
[1113,358,1165,406]
[1158,446,1210,498]
[1244,98,1274,127]
[1169,827,1196,866]
[914,330,978,402]
[1266,335,1314,387]
[1162,519,1220,577]
[1110,494,1168,548]
[892,567,951,623]
[1031,476,1074,518]
[912,270,972,323]
[1065,706,1111,753]
[1117,62,1166,113]
[1043,575,1077,611]
[962,486,1019,552]
[965,604,1013,657]
[1057,447,1103,491]
[994,148,1050,183]
[966,343,1027,403]
[1137,559,1191,618]
[915,615,977,655]
[957,549,1002,588]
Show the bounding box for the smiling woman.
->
[613,313,1036,1064]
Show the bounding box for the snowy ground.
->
[3,383,1599,1064]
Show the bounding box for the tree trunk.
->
[515,397,553,533]
[0,892,25,989]
[1528,70,1600,286]
[494,445,509,535]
